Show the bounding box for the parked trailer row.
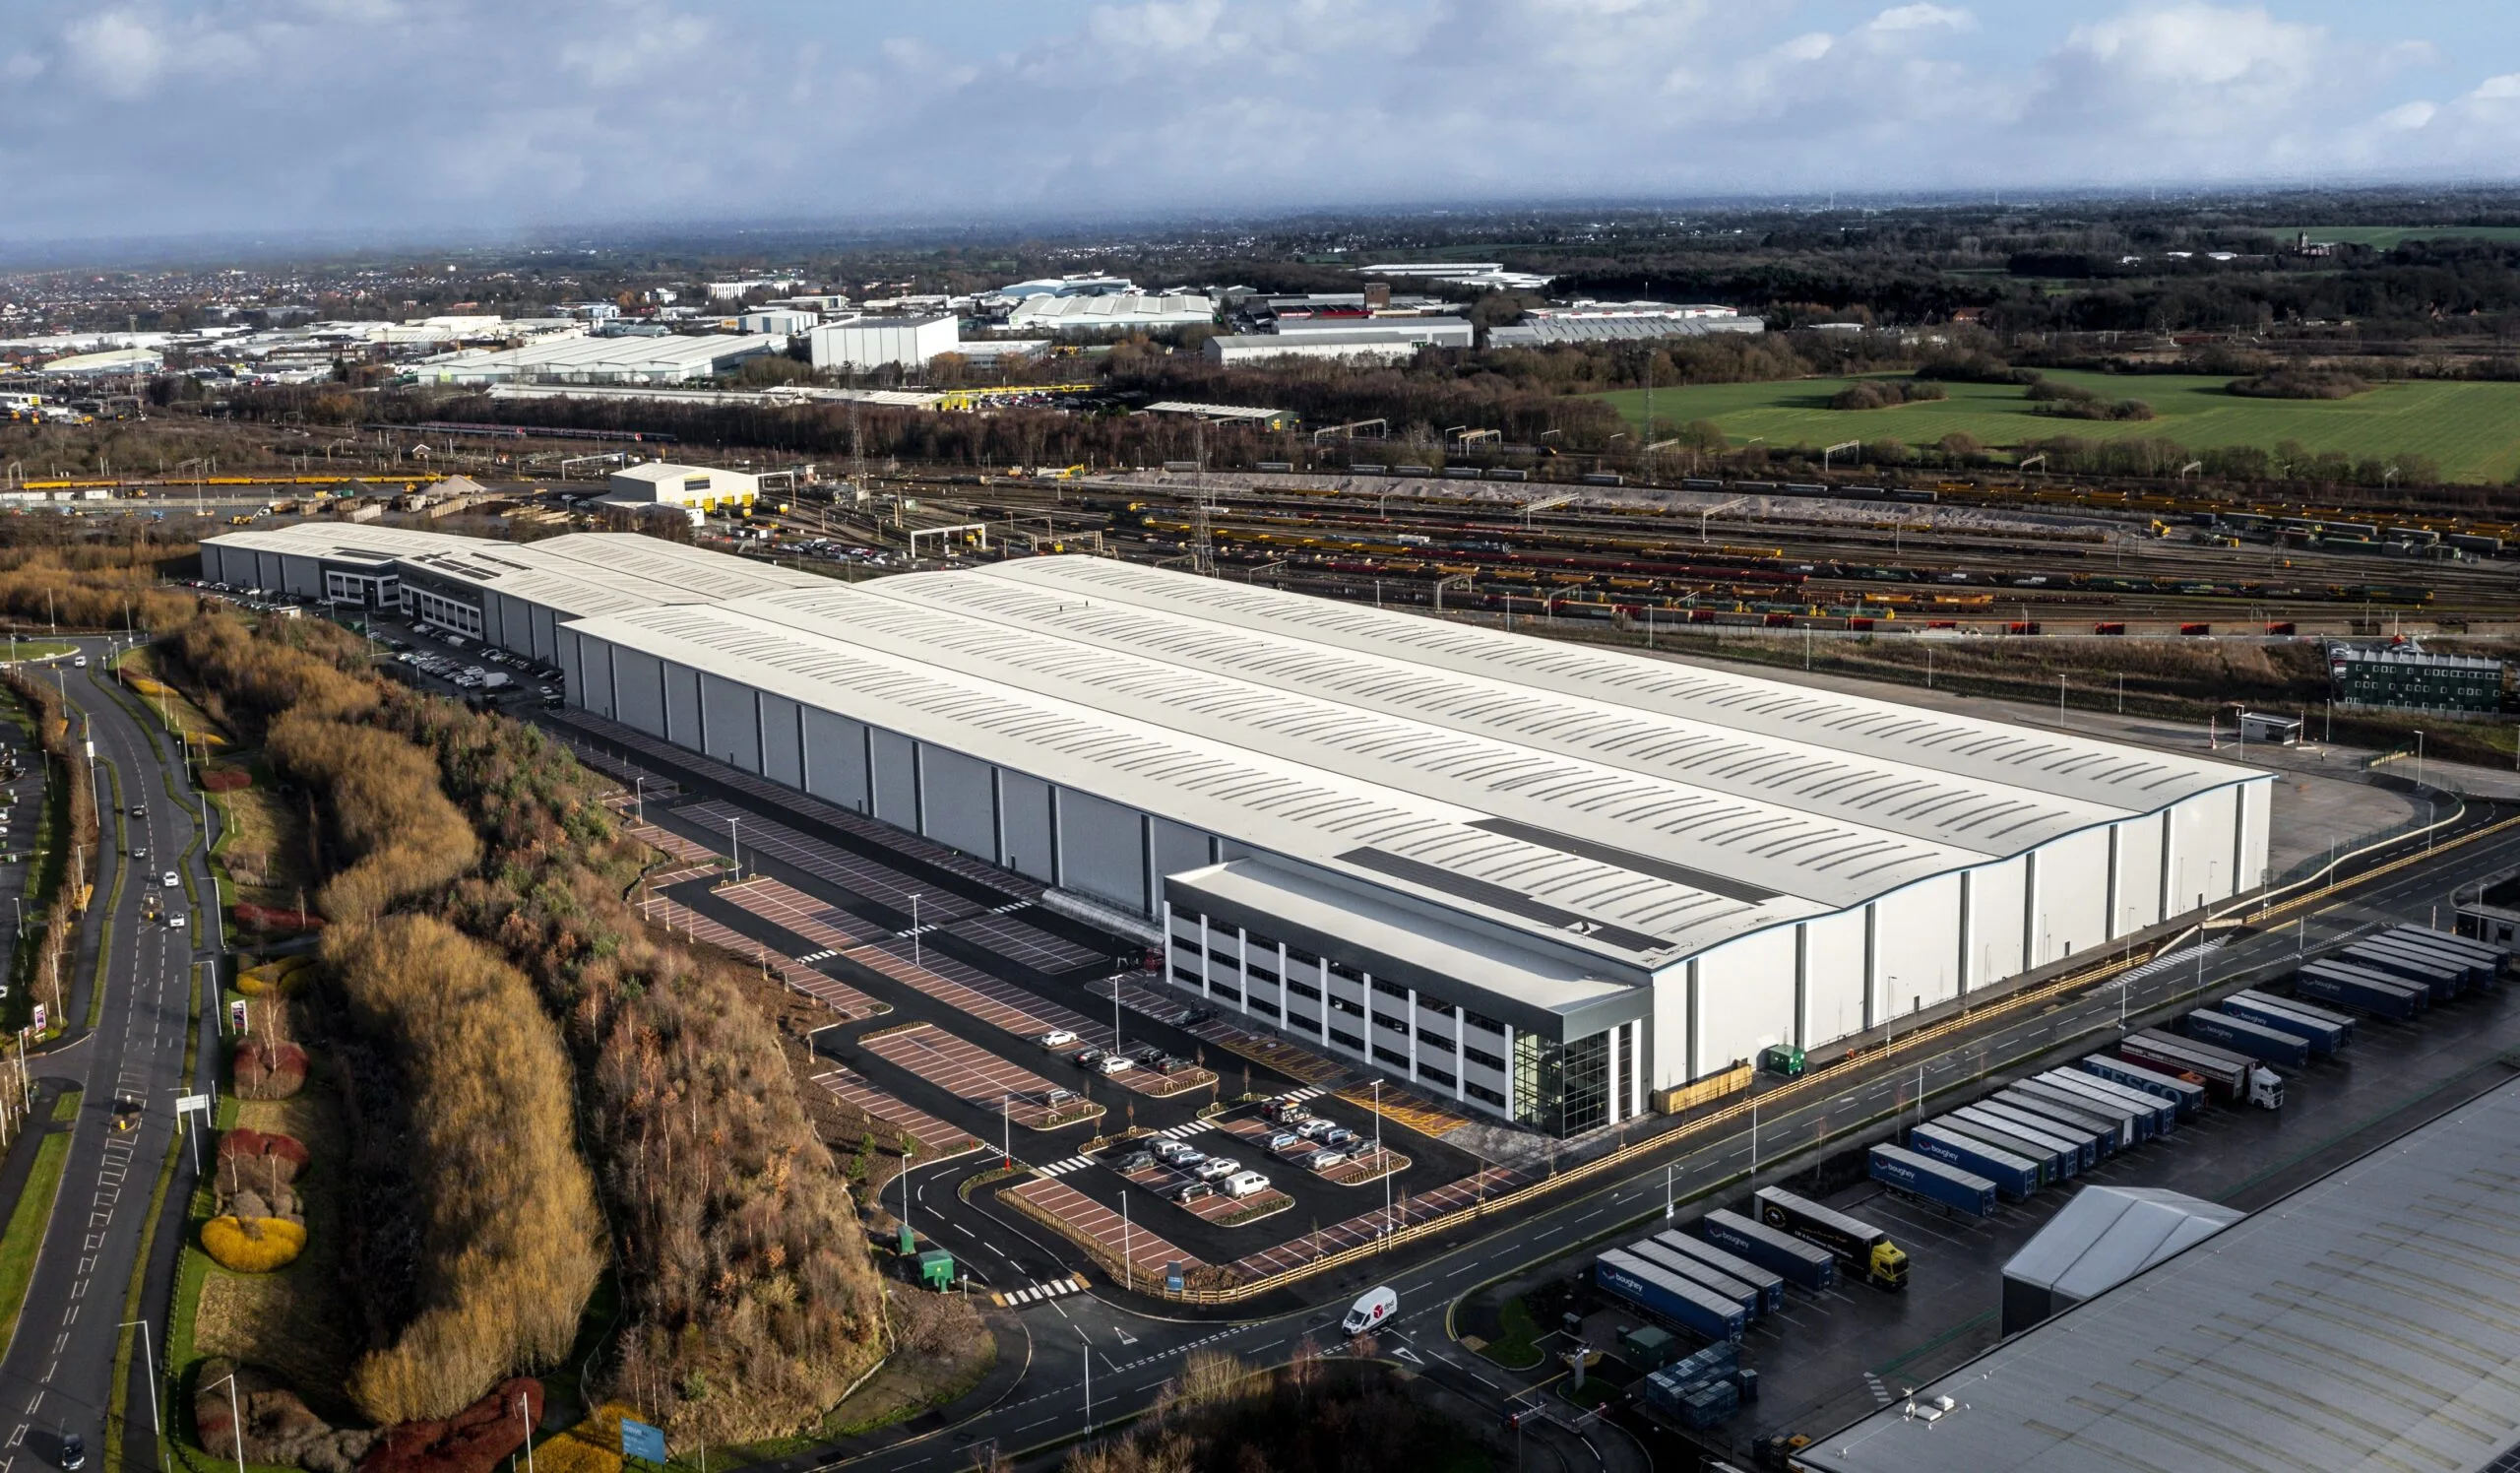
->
[2371,929,2496,986]
[1753,1186,1909,1290]
[1699,1207,1838,1292]
[2005,1080,2143,1149]
[2036,1068,2175,1137]
[2342,940,2465,999]
[2218,991,2354,1055]
[2120,1029,2285,1109]
[2181,1008,2312,1070]
[1868,1144,1997,1218]
[1947,1106,2077,1180]
[1625,1237,1767,1321]
[1991,1090,2119,1162]
[1643,1230,1787,1315]
[1595,1249,1749,1344]
[1906,1122,2041,1201]
[2078,1053,2208,1119]
[2293,960,2427,1021]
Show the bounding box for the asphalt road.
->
[799,806,2520,1472]
[0,641,218,1473]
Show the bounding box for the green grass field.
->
[2285,224,2520,248]
[1600,370,2520,481]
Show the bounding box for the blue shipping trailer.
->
[1982,1096,2110,1164]
[2023,1073,2158,1142]
[1967,1103,2094,1172]
[2219,992,2352,1055]
[1994,1087,2129,1153]
[2181,1009,2312,1069]
[1869,1144,1997,1217]
[1596,1250,1748,1344]
[2040,1069,2175,1136]
[2382,926,2504,978]
[1649,1231,1786,1314]
[1698,1209,1836,1292]
[2078,1054,2208,1120]
[1926,1116,2058,1185]
[2362,929,2487,981]
[2341,942,2462,998]
[1624,1238,1764,1319]
[1949,1107,2077,1179]
[2005,1080,2144,1148]
[2316,955,2440,1008]
[2293,963,2426,1021]
[1907,1123,2040,1200]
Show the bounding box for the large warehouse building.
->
[202,527,2271,1136]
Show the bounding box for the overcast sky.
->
[10,0,2520,247]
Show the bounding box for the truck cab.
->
[2246,1065,2284,1111]
[1866,1241,1910,1290]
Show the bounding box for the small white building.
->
[1204,318,1473,366]
[598,463,760,524]
[739,308,821,336]
[807,315,959,372]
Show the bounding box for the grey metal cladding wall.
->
[760,693,803,788]
[1001,772,1054,882]
[1151,818,1213,886]
[801,708,869,809]
[257,550,284,590]
[282,554,319,597]
[698,672,760,771]
[870,729,917,825]
[533,606,557,662]
[484,592,509,647]
[920,745,996,861]
[614,647,665,735]
[663,663,701,747]
[1058,787,1146,913]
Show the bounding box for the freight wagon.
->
[1868,1144,1997,1218]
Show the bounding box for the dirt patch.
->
[804,1287,993,1441]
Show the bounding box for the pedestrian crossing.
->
[1865,1372,1893,1407]
[1281,1086,1328,1103]
[993,1275,1087,1308]
[1037,1155,1095,1177]
[2119,938,2225,985]
[986,900,1029,915]
[1150,1118,1218,1140]
[795,947,840,964]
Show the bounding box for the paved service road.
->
[0,643,219,1473]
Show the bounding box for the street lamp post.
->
[910,892,922,967]
[121,1319,159,1436]
[207,1370,245,1473]
[726,814,741,880]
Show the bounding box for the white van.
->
[1223,1171,1271,1198]
[1342,1285,1397,1337]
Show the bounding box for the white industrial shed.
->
[529,550,2270,1137]
[200,527,2270,1135]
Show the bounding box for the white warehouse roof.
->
[558,557,2260,973]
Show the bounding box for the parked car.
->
[1194,1157,1241,1182]
[1114,1150,1158,1173]
[1094,1054,1134,1075]
[1322,1127,1358,1149]
[1265,1132,1303,1156]
[1309,1148,1350,1170]
[1174,1182,1214,1203]
[1295,1119,1337,1141]
[1223,1171,1271,1198]
[1070,1047,1107,1068]
[1039,1029,1079,1049]
[1042,1087,1077,1107]
[1156,1055,1192,1074]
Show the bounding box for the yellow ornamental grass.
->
[534,1403,634,1473]
[237,956,316,996]
[201,1214,306,1273]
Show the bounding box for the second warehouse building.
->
[205,526,2272,1136]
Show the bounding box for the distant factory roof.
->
[407,333,788,385]
[1487,316,1766,346]
[1005,292,1216,332]
[1800,1075,2520,1473]
[1142,401,1293,425]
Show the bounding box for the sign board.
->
[229,999,249,1035]
[618,1419,667,1466]
[1166,1262,1184,1294]
[30,1003,45,1033]
[175,1094,212,1116]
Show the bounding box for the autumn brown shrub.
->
[217,1127,309,1191]
[4,667,99,1029]
[234,903,323,934]
[232,1040,308,1099]
[355,1378,543,1473]
[267,714,478,923]
[327,916,602,1425]
[201,767,252,792]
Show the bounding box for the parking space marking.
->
[1002,1177,1203,1276]
[859,1023,1098,1130]
[810,1066,981,1155]
[638,890,885,1020]
[940,910,1105,975]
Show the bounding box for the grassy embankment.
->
[0,1088,85,1356]
[1598,371,2520,482]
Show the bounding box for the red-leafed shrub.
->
[234,902,323,933]
[202,767,253,792]
[233,1040,308,1100]
[217,1127,309,1187]
[356,1379,543,1473]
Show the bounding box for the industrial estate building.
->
[806,315,962,372]
[592,462,762,525]
[2329,640,2509,713]
[1802,1077,2520,1473]
[405,332,789,386]
[1204,317,1475,365]
[201,526,2272,1136]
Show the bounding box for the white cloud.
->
[1869,4,1975,34]
[0,0,2515,244]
